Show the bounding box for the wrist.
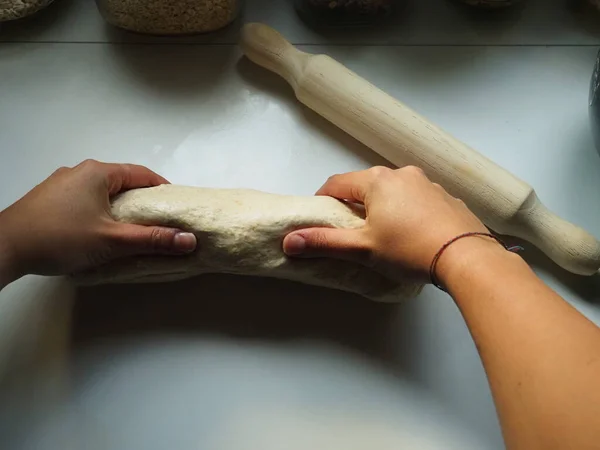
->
[434,235,521,291]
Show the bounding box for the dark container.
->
[458,0,522,7]
[294,0,397,27]
[589,50,600,154]
[589,52,600,153]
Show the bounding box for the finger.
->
[316,167,391,202]
[315,172,372,203]
[283,227,370,264]
[109,223,197,257]
[103,163,170,195]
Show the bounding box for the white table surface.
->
[2,1,600,449]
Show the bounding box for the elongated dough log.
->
[76,185,422,303]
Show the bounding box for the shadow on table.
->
[73,274,404,366]
[0,277,75,450]
[106,43,236,98]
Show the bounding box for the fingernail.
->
[285,234,306,256]
[173,232,197,253]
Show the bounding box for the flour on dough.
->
[76,185,422,303]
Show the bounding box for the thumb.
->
[283,228,369,263]
[111,223,197,257]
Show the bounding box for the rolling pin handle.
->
[505,195,600,276]
[241,23,310,91]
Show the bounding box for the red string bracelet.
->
[430,232,524,292]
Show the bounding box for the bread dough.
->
[76,185,422,302]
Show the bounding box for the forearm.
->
[439,240,600,450]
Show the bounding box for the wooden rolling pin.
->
[240,23,600,276]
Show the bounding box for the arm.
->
[283,166,600,449]
[0,159,196,291]
[439,238,600,449]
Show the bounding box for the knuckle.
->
[53,166,69,176]
[403,165,425,176]
[368,166,390,178]
[79,159,101,170]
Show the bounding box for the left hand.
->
[0,160,197,285]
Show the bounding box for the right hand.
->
[283,166,489,282]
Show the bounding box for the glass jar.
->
[95,0,242,35]
[294,0,396,27]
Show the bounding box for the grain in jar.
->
[0,0,55,21]
[95,0,241,35]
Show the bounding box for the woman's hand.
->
[283,166,489,282]
[0,160,196,286]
